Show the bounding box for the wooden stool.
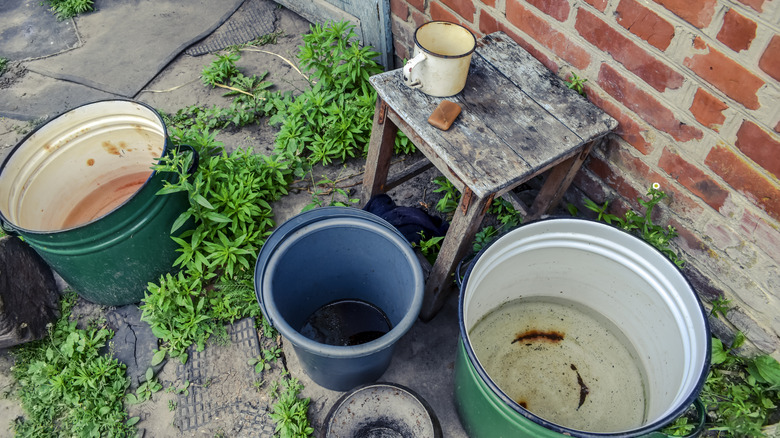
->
[362,32,617,321]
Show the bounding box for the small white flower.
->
[652,182,660,190]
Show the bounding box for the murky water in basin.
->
[469,296,647,433]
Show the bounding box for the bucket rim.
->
[254,206,425,358]
[0,99,169,235]
[414,21,477,59]
[457,216,711,437]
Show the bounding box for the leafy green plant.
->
[301,171,360,212]
[167,380,190,397]
[140,129,290,361]
[166,53,278,131]
[473,225,499,253]
[413,232,444,265]
[11,293,137,437]
[141,272,213,363]
[0,57,8,76]
[566,72,588,97]
[271,21,384,174]
[126,368,163,404]
[699,333,780,436]
[269,375,314,438]
[394,131,417,155]
[248,346,282,374]
[489,197,522,229]
[431,177,521,253]
[202,52,241,88]
[710,296,732,319]
[583,184,685,268]
[432,176,460,214]
[45,0,94,19]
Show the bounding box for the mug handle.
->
[403,52,427,88]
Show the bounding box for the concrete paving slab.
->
[0,1,80,60]
[0,67,119,121]
[25,0,244,97]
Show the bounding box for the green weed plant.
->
[11,293,137,437]
[582,184,685,268]
[270,21,413,175]
[269,375,314,437]
[140,129,291,361]
[700,334,780,437]
[565,72,588,97]
[430,176,522,256]
[45,0,94,19]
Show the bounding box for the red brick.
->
[585,153,644,205]
[527,0,570,22]
[717,9,757,52]
[741,211,780,262]
[659,148,729,210]
[582,0,608,12]
[737,0,764,12]
[506,0,591,69]
[652,0,717,28]
[480,0,497,6]
[690,88,727,131]
[598,64,703,142]
[481,15,558,73]
[390,0,409,21]
[706,144,780,221]
[411,9,427,28]
[587,92,653,154]
[593,146,704,218]
[407,0,426,12]
[441,0,476,21]
[735,120,780,178]
[574,165,610,205]
[394,39,411,62]
[685,38,764,110]
[430,2,460,23]
[479,9,499,34]
[615,0,675,51]
[759,34,780,82]
[669,217,709,259]
[577,10,683,92]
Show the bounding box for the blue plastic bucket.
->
[254,207,424,391]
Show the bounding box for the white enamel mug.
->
[403,21,477,97]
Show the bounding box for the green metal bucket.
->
[0,100,192,306]
[456,218,709,437]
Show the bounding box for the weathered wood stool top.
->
[362,31,617,321]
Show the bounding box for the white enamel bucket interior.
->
[461,218,710,431]
[0,100,165,232]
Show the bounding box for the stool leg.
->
[420,188,492,321]
[527,138,598,220]
[361,99,398,206]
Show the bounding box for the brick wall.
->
[389,0,780,357]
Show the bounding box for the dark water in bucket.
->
[300,299,393,346]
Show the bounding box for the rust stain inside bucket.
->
[61,171,150,229]
[512,329,564,345]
